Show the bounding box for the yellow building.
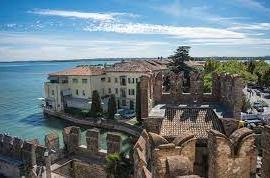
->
[44,60,168,112]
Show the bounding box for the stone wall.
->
[261,125,270,178]
[133,130,197,178]
[62,126,122,156]
[141,71,244,119]
[208,128,256,178]
[0,134,47,178]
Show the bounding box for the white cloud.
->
[84,22,246,39]
[187,37,270,46]
[29,9,136,21]
[228,22,270,30]
[0,32,170,61]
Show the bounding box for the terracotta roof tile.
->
[105,60,168,73]
[161,108,224,139]
[49,66,105,76]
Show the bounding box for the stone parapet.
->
[134,131,197,178]
[208,128,256,178]
[106,132,122,154]
[63,126,81,154]
[86,128,100,154]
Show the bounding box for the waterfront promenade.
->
[43,108,142,137]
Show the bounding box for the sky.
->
[0,0,270,61]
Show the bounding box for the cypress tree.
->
[108,94,117,119]
[89,90,103,117]
[135,81,142,123]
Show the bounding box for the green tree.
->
[89,90,103,117]
[247,61,256,74]
[108,94,117,120]
[135,81,142,123]
[169,46,193,73]
[262,69,270,87]
[105,152,133,178]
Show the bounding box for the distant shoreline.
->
[0,56,269,63]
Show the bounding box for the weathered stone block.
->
[106,132,121,154]
[208,128,256,178]
[86,128,100,153]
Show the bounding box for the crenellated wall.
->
[0,134,47,178]
[208,128,256,178]
[62,126,122,157]
[261,125,270,178]
[140,71,244,120]
[133,130,197,178]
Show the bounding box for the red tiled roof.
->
[161,108,224,139]
[49,66,105,76]
[105,60,168,73]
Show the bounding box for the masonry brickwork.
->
[261,125,270,178]
[208,128,256,178]
[134,130,197,178]
[0,126,123,178]
[140,72,244,120]
[0,134,47,178]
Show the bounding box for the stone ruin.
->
[135,71,270,178]
[134,126,270,178]
[0,134,48,178]
[140,71,244,120]
[0,126,123,178]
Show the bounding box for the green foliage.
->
[88,90,103,118]
[107,94,117,119]
[169,46,193,73]
[203,73,212,93]
[203,60,261,91]
[215,60,256,82]
[105,152,133,178]
[135,81,142,123]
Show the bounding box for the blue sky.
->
[0,0,270,61]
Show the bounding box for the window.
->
[131,89,135,95]
[82,79,87,84]
[72,78,78,83]
[108,88,111,94]
[82,90,85,96]
[120,78,126,86]
[128,78,131,84]
[51,90,55,96]
[101,77,106,82]
[115,78,118,83]
[136,78,138,83]
[129,89,135,95]
[115,88,118,94]
[108,77,111,83]
[76,89,79,95]
[122,100,126,106]
[132,78,135,83]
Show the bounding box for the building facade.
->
[44,60,168,112]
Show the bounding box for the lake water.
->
[0,60,120,148]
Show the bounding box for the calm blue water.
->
[0,60,118,146]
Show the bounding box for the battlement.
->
[44,126,123,159]
[208,127,256,178]
[0,134,47,177]
[134,130,196,178]
[140,72,244,120]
